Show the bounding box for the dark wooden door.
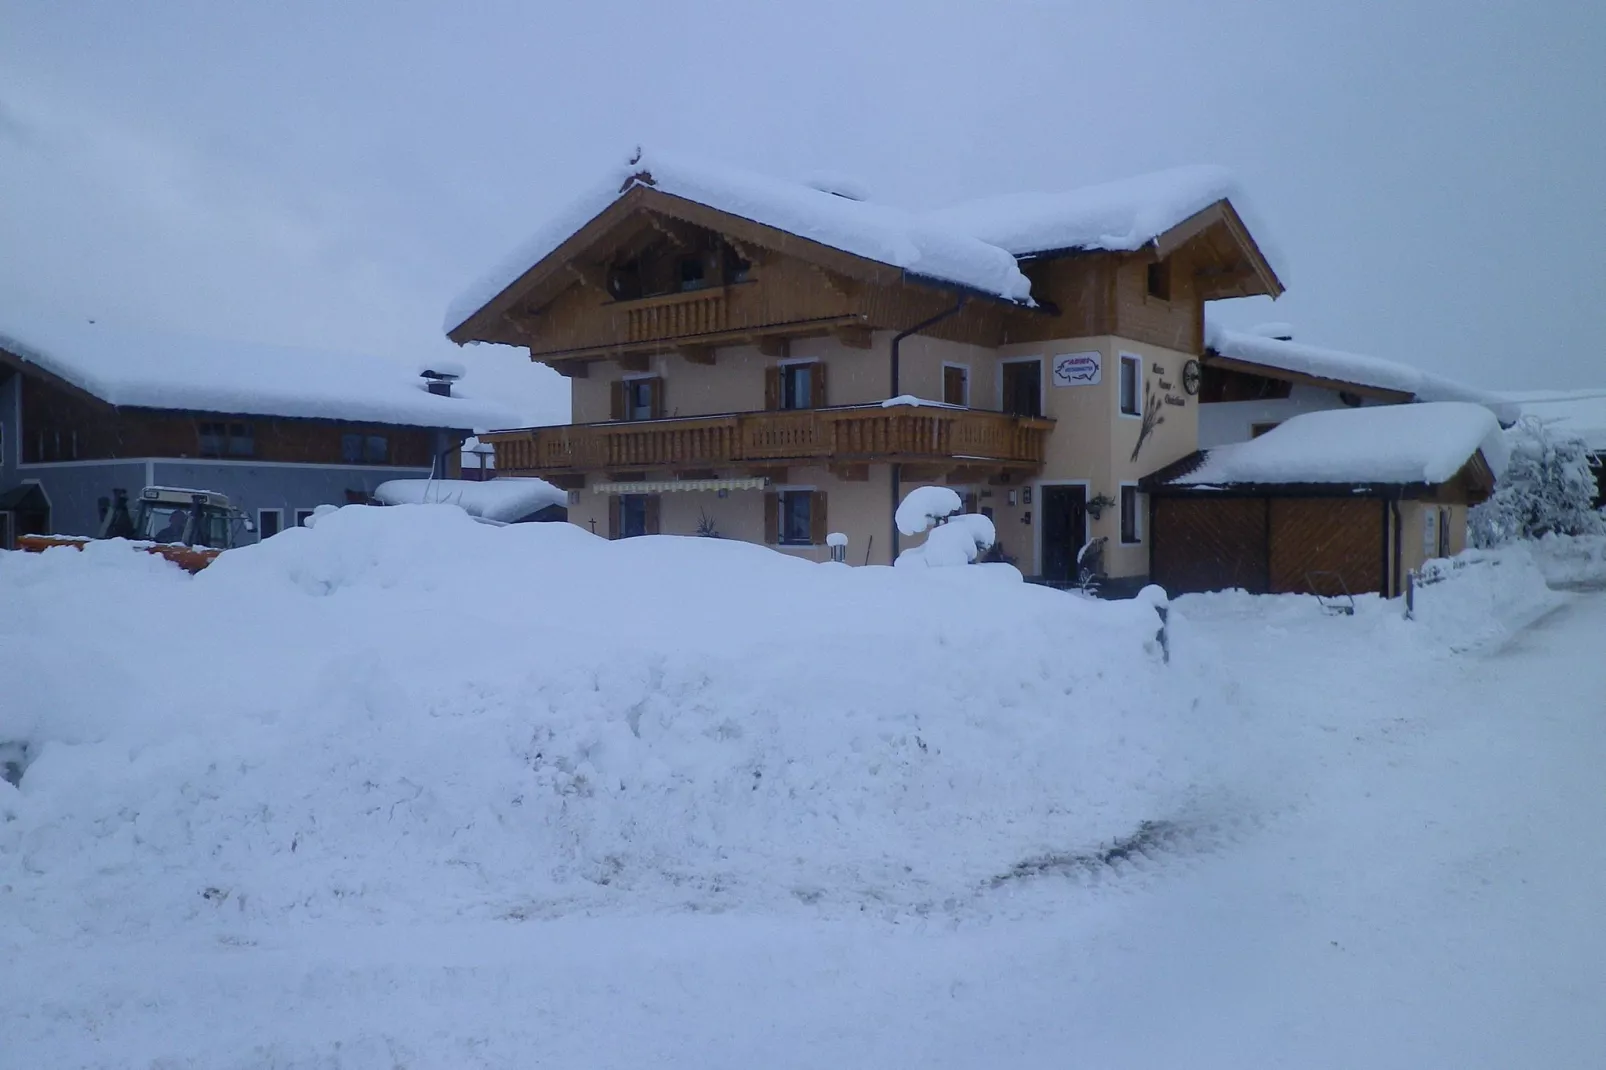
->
[1150,496,1270,594]
[1268,498,1384,595]
[1002,361,1042,417]
[1040,485,1087,583]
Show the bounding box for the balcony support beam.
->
[679,344,716,365]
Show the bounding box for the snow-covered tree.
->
[1470,416,1605,546]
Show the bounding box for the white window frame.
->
[1118,353,1143,419]
[257,508,283,540]
[997,355,1045,418]
[941,361,971,407]
[294,508,317,528]
[1118,482,1143,545]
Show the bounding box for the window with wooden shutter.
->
[608,495,622,539]
[610,380,627,421]
[645,495,661,535]
[944,365,969,407]
[763,491,780,544]
[764,367,782,411]
[648,377,665,419]
[962,492,978,515]
[809,361,828,409]
[809,491,828,546]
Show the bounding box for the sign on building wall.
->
[1052,351,1101,387]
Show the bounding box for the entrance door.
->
[1001,360,1042,417]
[1040,485,1087,583]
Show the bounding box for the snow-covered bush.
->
[893,485,996,568]
[1470,416,1604,546]
[895,485,963,535]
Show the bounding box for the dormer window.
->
[1146,259,1172,301]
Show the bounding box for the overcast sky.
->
[2,0,1602,421]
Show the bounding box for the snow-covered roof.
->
[446,151,1265,334]
[926,165,1237,257]
[0,310,520,430]
[372,478,566,522]
[1204,323,1492,404]
[1166,402,1508,487]
[1498,394,1606,451]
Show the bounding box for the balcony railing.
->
[624,290,728,343]
[484,405,1053,475]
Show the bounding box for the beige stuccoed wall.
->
[982,335,1199,580]
[567,464,899,565]
[561,330,1204,580]
[569,336,901,423]
[895,335,1000,406]
[1397,500,1469,581]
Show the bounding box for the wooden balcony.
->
[624,290,728,343]
[484,405,1054,477]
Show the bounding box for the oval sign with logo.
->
[1052,351,1101,387]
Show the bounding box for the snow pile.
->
[0,308,520,430]
[1172,402,1508,487]
[1205,322,1491,403]
[1527,533,1606,588]
[373,477,565,523]
[0,505,1182,932]
[896,514,997,569]
[1408,545,1565,652]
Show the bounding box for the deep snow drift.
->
[5,513,1602,1069]
[2,505,1184,933]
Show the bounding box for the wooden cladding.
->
[1151,495,1386,596]
[625,290,728,343]
[485,405,1053,475]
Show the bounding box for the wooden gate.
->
[1150,497,1269,594]
[1268,498,1384,596]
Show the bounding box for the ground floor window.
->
[620,494,649,538]
[1250,421,1281,438]
[767,489,824,547]
[1120,484,1142,544]
[257,509,282,539]
[295,509,316,527]
[611,494,659,539]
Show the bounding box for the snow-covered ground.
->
[3,511,1604,1068]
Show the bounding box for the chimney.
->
[420,367,460,397]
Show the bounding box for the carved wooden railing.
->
[623,291,728,343]
[483,405,1053,474]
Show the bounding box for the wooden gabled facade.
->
[452,157,1282,576]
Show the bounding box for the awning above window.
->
[593,477,770,495]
